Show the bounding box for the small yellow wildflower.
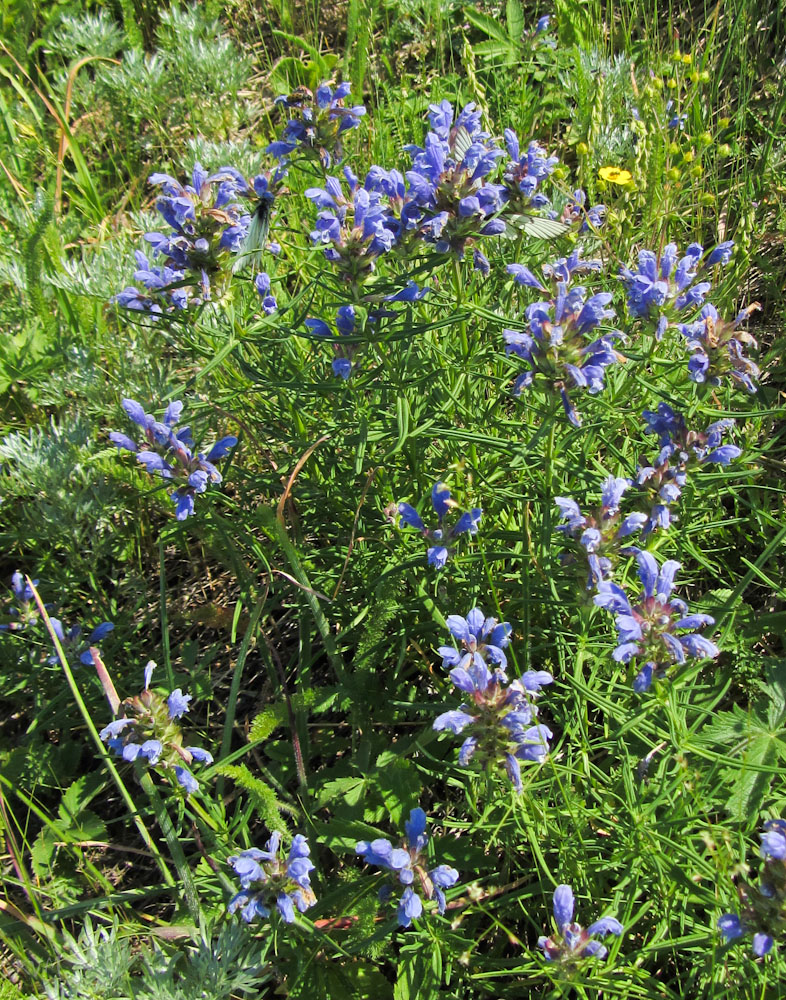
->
[598,166,632,185]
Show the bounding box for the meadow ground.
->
[0,1,785,997]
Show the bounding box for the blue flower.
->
[434,609,553,790]
[554,476,646,585]
[678,302,760,393]
[0,571,41,632]
[594,548,719,690]
[254,272,277,314]
[111,397,237,520]
[267,82,365,168]
[306,305,362,378]
[719,818,786,957]
[634,405,743,537]
[356,808,459,927]
[539,884,623,961]
[228,832,316,924]
[47,617,114,666]
[167,688,192,719]
[397,482,481,567]
[503,273,622,426]
[619,241,735,337]
[99,664,211,790]
[114,162,282,311]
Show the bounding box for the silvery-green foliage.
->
[156,5,252,107]
[42,918,134,1000]
[0,416,125,558]
[46,11,125,61]
[558,49,639,161]
[136,923,273,1000]
[186,138,264,182]
[44,212,160,302]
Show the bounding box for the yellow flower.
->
[598,166,632,185]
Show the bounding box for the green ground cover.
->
[0,1,785,996]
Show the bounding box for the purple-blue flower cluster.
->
[114,164,283,312]
[619,240,734,338]
[433,607,553,791]
[594,548,719,691]
[356,808,459,927]
[719,819,786,957]
[110,398,237,520]
[554,404,742,584]
[555,476,647,585]
[397,482,481,567]
[228,832,316,924]
[305,170,396,283]
[49,617,114,667]
[634,403,742,535]
[1,574,113,668]
[539,884,623,962]
[99,661,212,794]
[678,302,761,393]
[503,251,622,426]
[0,571,40,632]
[267,82,366,168]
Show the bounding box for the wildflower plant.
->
[554,476,647,585]
[633,403,742,535]
[355,808,459,927]
[99,661,212,794]
[114,162,284,310]
[678,302,761,393]
[48,617,114,666]
[305,171,395,286]
[228,832,316,924]
[110,397,237,519]
[618,240,734,339]
[433,607,553,790]
[539,884,623,962]
[397,482,481,567]
[720,819,786,956]
[503,251,623,426]
[267,82,366,168]
[0,571,41,631]
[305,305,360,378]
[594,548,719,691]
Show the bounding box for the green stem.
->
[28,580,175,890]
[217,597,266,798]
[139,771,201,922]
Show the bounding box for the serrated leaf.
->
[506,0,524,42]
[216,764,287,831]
[725,732,778,821]
[315,777,367,809]
[249,708,282,743]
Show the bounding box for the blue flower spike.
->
[538,884,623,962]
[433,607,553,790]
[98,664,212,794]
[110,397,237,520]
[356,808,459,928]
[228,831,317,924]
[397,482,482,568]
[595,548,719,691]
